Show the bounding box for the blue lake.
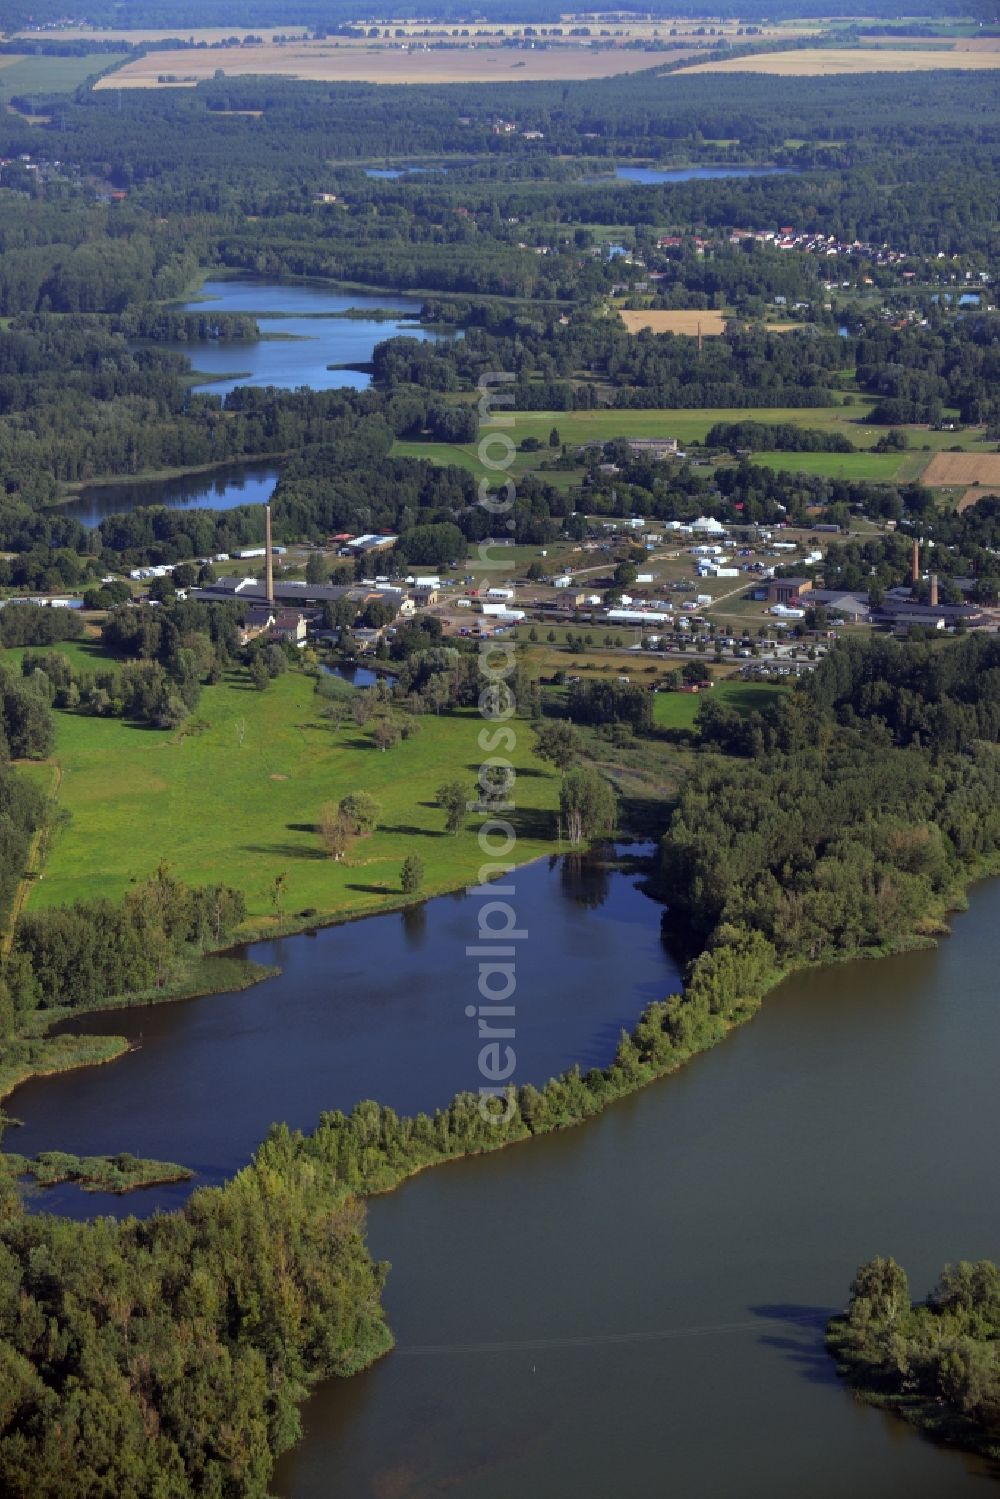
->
[165,279,445,396]
[593,163,797,183]
[59,462,280,528]
[609,165,795,184]
[364,166,441,179]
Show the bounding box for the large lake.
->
[58,277,448,525]
[167,279,443,396]
[275,878,1000,1498]
[11,848,1000,1494]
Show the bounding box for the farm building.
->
[625,437,679,460]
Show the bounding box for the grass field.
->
[396,409,994,482]
[679,46,1000,75]
[619,310,728,336]
[22,657,562,929]
[748,449,928,482]
[395,404,875,468]
[653,678,786,729]
[0,51,126,97]
[98,41,676,87]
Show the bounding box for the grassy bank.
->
[0,1030,129,1103]
[1,953,274,1102]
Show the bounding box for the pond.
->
[600,165,796,185]
[58,461,281,529]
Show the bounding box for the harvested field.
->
[619,309,727,336]
[957,487,1000,512]
[678,46,1000,76]
[97,41,679,87]
[924,452,1000,487]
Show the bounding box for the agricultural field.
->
[619,310,728,336]
[678,46,1000,76]
[0,51,126,99]
[747,449,928,483]
[396,407,995,487]
[653,677,786,729]
[923,451,1000,488]
[19,651,561,928]
[397,404,873,465]
[98,41,680,88]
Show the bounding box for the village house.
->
[270,611,308,647]
[239,605,275,645]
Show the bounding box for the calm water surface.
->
[60,461,280,528]
[169,280,443,396]
[9,846,671,1218]
[611,165,795,184]
[274,879,1000,1499]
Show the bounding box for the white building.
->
[606,608,672,625]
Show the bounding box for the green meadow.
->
[653,678,786,730]
[0,52,127,100]
[747,449,927,482]
[393,408,992,484]
[22,660,562,931]
[394,403,879,463]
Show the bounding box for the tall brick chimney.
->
[265,504,275,608]
[911,538,920,585]
[929,573,939,609]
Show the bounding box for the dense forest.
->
[662,638,1000,961]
